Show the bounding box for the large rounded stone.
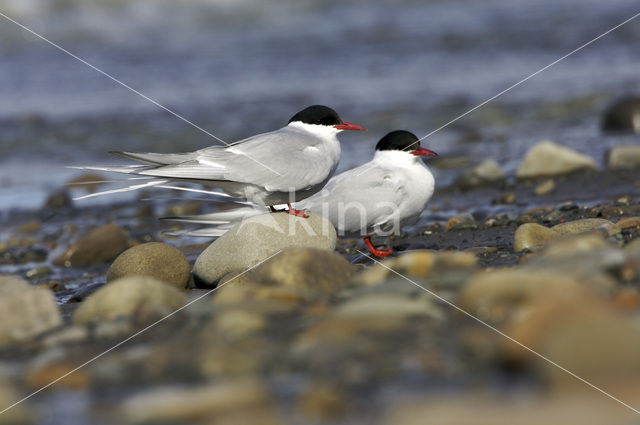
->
[193,212,336,286]
[55,224,128,267]
[506,292,640,389]
[459,269,591,322]
[601,96,640,134]
[513,223,558,252]
[250,248,353,294]
[606,145,640,169]
[0,276,63,347]
[107,242,190,289]
[74,276,187,325]
[551,218,620,235]
[516,141,596,178]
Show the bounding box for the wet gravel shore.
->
[1,156,640,424]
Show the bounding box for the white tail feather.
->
[67,165,149,174]
[73,179,169,200]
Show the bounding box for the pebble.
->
[382,392,637,425]
[453,159,505,189]
[193,212,336,286]
[213,279,314,311]
[55,224,129,268]
[600,204,640,218]
[551,218,620,236]
[0,379,33,424]
[513,223,558,252]
[505,291,640,389]
[122,379,277,424]
[445,214,478,231]
[353,250,477,286]
[606,145,640,169]
[297,383,347,421]
[516,140,596,178]
[73,276,187,325]
[249,247,353,294]
[459,269,593,323]
[44,190,72,209]
[212,309,266,339]
[107,242,191,289]
[332,293,443,320]
[16,220,41,234]
[0,276,63,347]
[601,96,640,134]
[25,265,52,279]
[618,216,640,230]
[533,179,555,195]
[539,234,612,259]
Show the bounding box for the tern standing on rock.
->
[169,130,437,258]
[73,105,366,217]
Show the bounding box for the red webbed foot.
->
[364,236,393,258]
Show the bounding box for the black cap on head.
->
[375,130,420,152]
[288,105,342,126]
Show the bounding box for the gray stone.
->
[107,242,191,289]
[0,276,63,347]
[606,145,640,169]
[193,212,336,285]
[74,276,187,325]
[513,223,558,252]
[516,141,596,178]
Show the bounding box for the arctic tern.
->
[72,105,365,217]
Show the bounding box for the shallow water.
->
[0,0,639,209]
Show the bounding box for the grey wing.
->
[138,128,336,192]
[301,163,406,231]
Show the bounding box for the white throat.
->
[288,121,341,138]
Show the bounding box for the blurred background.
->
[0,0,638,210]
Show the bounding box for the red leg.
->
[286,203,309,218]
[364,236,393,258]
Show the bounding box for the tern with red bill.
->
[167,130,437,258]
[71,105,365,216]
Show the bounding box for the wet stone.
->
[107,242,191,289]
[0,276,63,347]
[551,218,620,236]
[193,212,336,286]
[55,223,129,268]
[513,223,558,252]
[73,276,187,325]
[517,140,596,178]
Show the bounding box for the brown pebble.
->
[618,217,640,230]
[533,179,555,195]
[55,224,129,267]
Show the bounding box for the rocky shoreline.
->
[0,141,640,424]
